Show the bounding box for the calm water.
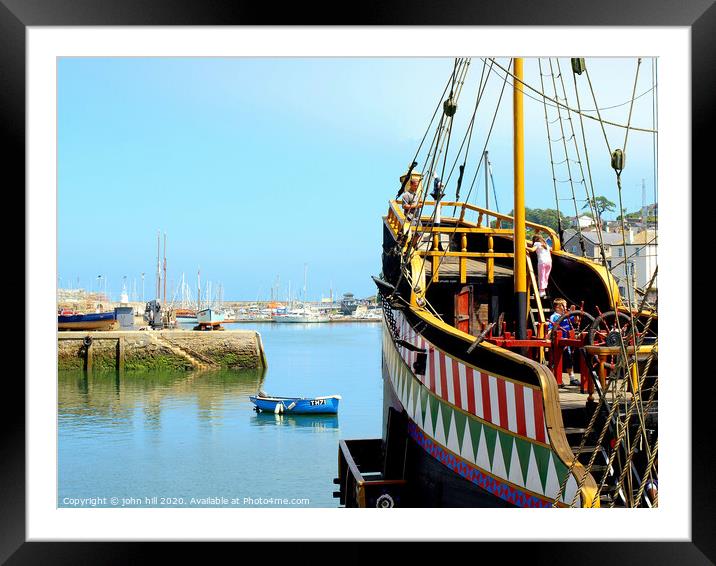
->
[58,322,383,507]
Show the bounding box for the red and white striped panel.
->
[392,309,548,444]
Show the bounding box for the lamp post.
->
[141,272,145,303]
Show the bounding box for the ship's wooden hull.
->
[380,313,587,507]
[382,366,513,507]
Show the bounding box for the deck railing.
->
[386,200,559,284]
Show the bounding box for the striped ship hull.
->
[381,309,582,508]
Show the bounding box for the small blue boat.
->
[58,311,118,331]
[249,392,341,414]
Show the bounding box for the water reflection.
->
[251,411,339,431]
[58,368,266,431]
[59,323,383,508]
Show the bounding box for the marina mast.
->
[155,230,161,301]
[163,233,167,306]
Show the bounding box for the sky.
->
[58,57,657,302]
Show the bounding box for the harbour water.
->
[58,322,382,507]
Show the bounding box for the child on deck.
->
[547,298,579,386]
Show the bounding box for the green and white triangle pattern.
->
[385,333,579,502]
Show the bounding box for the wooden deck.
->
[557,374,635,409]
[557,381,591,409]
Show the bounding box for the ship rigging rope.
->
[596,358,658,508]
[398,57,471,320]
[556,341,657,508]
[581,58,646,366]
[633,438,658,508]
[419,58,511,296]
[405,57,487,293]
[387,59,462,306]
[414,58,470,208]
[651,59,659,240]
[405,67,456,181]
[596,349,658,508]
[556,268,658,505]
[413,70,467,318]
[555,270,658,506]
[553,58,593,252]
[538,58,564,239]
[423,59,471,186]
[608,374,659,507]
[418,58,512,297]
[448,59,494,203]
[597,293,658,508]
[410,58,470,239]
[609,267,659,468]
[413,58,470,211]
[611,59,644,333]
[487,58,658,134]
[570,62,613,283]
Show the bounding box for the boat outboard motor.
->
[144,299,163,329]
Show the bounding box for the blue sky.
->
[58,57,657,302]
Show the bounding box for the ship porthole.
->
[376,494,394,508]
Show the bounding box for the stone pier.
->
[58,330,267,372]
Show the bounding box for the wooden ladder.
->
[526,257,546,327]
[526,257,547,364]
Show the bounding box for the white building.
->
[565,214,595,229]
[609,229,658,303]
[561,228,623,268]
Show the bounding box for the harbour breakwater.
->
[58,330,267,372]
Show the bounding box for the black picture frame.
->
[4,0,708,561]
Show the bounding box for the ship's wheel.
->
[588,311,641,347]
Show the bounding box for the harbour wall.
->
[58,330,267,372]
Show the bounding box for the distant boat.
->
[58,311,118,331]
[175,308,198,324]
[249,393,341,414]
[197,308,225,327]
[272,306,329,323]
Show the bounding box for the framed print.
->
[4,0,711,560]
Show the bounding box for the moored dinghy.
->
[250,391,341,414]
[58,311,118,331]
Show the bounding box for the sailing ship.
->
[335,57,658,508]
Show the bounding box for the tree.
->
[582,196,616,217]
[503,208,565,233]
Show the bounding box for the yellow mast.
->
[513,58,527,340]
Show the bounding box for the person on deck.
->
[527,234,552,299]
[402,177,421,225]
[401,177,423,248]
[547,298,579,386]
